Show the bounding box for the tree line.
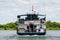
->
[0,22,18,30]
[0,21,60,30]
[46,21,60,30]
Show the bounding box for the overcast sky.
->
[0,0,60,24]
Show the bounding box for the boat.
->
[17,6,46,35]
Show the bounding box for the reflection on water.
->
[0,30,60,40]
[17,35,46,40]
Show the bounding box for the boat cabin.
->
[17,14,46,35]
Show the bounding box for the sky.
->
[0,0,60,24]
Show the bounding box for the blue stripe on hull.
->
[17,32,46,35]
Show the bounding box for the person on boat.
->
[29,23,34,32]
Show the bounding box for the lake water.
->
[0,30,60,40]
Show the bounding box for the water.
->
[0,30,60,40]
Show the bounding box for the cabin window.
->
[25,14,39,20]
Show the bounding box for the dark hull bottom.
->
[17,32,46,35]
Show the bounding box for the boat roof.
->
[17,14,45,16]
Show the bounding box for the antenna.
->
[32,5,34,12]
[32,5,35,13]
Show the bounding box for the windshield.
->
[25,14,39,20]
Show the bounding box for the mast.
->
[32,5,35,13]
[32,5,34,12]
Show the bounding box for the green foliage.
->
[0,21,60,30]
[46,21,60,30]
[0,21,18,30]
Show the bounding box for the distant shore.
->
[46,21,60,30]
[0,21,60,30]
